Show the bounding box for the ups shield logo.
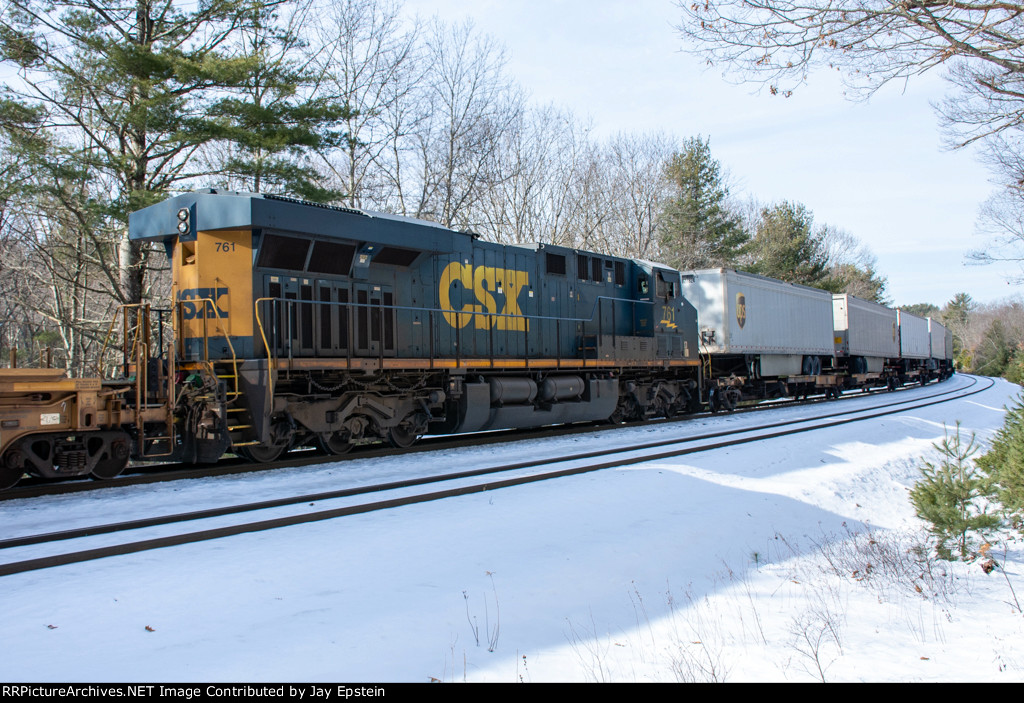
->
[736,293,746,329]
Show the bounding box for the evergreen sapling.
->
[910,422,1000,559]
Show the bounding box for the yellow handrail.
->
[187,297,242,397]
[253,296,276,400]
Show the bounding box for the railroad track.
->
[0,374,991,578]
[1,373,951,501]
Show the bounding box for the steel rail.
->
[0,373,960,501]
[0,375,991,577]
[1,374,980,550]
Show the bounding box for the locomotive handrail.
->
[251,292,664,369]
[254,296,277,400]
[95,303,174,379]
[252,293,657,330]
[96,303,149,379]
[584,294,656,323]
[177,296,244,401]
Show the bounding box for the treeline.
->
[905,294,1024,382]
[0,0,886,375]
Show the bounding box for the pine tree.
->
[910,423,1000,559]
[0,0,286,308]
[818,262,888,303]
[977,398,1024,532]
[745,201,828,286]
[658,136,747,269]
[943,292,974,327]
[204,2,352,202]
[901,303,941,318]
[942,292,973,360]
[974,319,1013,377]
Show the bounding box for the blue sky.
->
[406,0,1011,308]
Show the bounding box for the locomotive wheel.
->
[387,424,421,449]
[387,413,426,449]
[240,419,294,463]
[240,443,287,463]
[319,432,354,455]
[686,390,702,414]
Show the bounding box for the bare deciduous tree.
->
[602,132,678,261]
[316,0,421,208]
[969,137,1024,281]
[674,1,1024,277]
[405,19,523,230]
[675,0,1024,140]
[476,105,599,246]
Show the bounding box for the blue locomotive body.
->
[128,191,702,457]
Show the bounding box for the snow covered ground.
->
[2,375,1022,682]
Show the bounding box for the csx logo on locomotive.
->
[439,262,529,331]
[178,287,229,319]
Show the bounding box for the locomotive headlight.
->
[177,207,190,235]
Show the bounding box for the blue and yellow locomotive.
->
[128,190,702,462]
